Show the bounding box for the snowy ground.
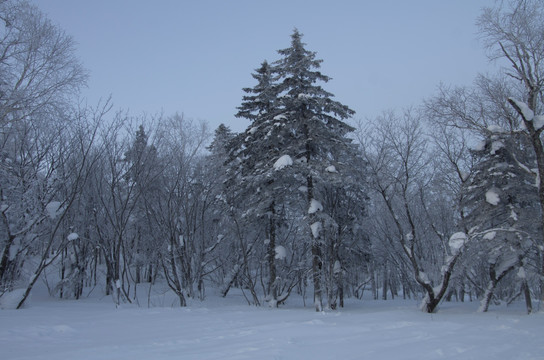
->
[1,287,543,360]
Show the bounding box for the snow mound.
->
[273,155,293,170]
[308,199,323,214]
[274,245,287,260]
[485,189,500,206]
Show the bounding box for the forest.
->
[1,0,544,317]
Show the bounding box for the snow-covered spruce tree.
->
[272,29,356,311]
[208,124,235,161]
[226,60,299,306]
[229,30,357,311]
[461,130,539,313]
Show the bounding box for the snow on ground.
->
[1,287,543,360]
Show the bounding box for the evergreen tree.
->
[226,60,297,306]
[208,124,234,159]
[272,29,356,311]
[236,61,278,123]
[229,29,358,310]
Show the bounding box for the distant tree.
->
[208,124,234,160]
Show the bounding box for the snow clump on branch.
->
[273,155,293,170]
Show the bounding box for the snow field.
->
[1,291,543,360]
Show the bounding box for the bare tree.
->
[358,110,465,312]
[0,0,87,127]
[0,0,87,307]
[13,104,105,308]
[147,114,219,307]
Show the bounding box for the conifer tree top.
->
[236,60,277,122]
[275,29,331,89]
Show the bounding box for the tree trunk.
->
[267,203,277,306]
[459,286,465,302]
[382,266,388,300]
[307,174,323,312]
[167,237,186,307]
[478,279,497,313]
[311,242,323,311]
[147,263,153,283]
[371,270,378,300]
[478,262,516,313]
[522,278,532,314]
[0,235,15,285]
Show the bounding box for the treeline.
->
[1,0,543,313]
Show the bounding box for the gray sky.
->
[35,0,494,132]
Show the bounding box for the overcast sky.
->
[34,0,495,133]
